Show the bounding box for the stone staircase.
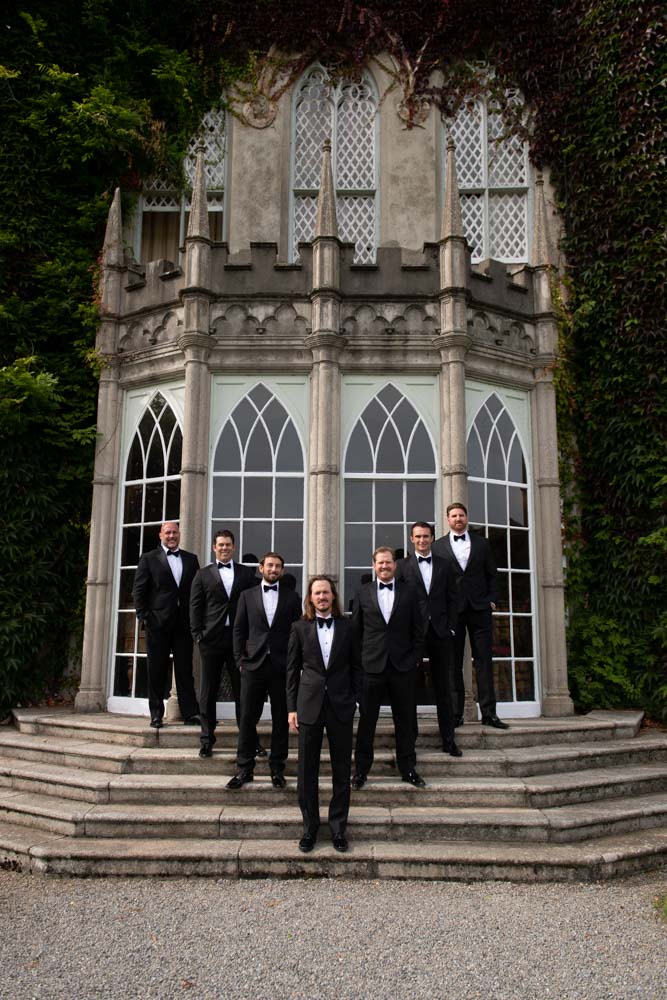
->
[0,708,666,881]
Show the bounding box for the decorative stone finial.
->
[187,142,210,240]
[532,173,554,268]
[102,188,123,268]
[315,139,338,239]
[441,137,464,240]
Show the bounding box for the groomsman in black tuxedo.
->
[397,521,462,757]
[351,547,427,789]
[287,576,362,854]
[227,552,302,789]
[189,530,259,758]
[432,502,510,729]
[132,521,200,728]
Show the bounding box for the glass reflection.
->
[375,481,403,521]
[515,660,535,700]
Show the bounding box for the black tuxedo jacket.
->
[396,553,459,637]
[132,546,200,632]
[233,584,302,673]
[286,617,362,725]
[432,530,497,612]
[351,579,426,674]
[189,561,258,647]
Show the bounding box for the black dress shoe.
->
[443,740,463,758]
[255,744,268,758]
[183,715,201,725]
[270,771,286,788]
[401,769,426,787]
[481,715,510,730]
[332,833,348,853]
[351,772,367,790]
[199,743,213,758]
[149,718,163,729]
[226,770,253,789]
[298,833,316,853]
[454,715,464,728]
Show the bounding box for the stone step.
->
[1,787,665,844]
[1,821,666,882]
[2,754,666,811]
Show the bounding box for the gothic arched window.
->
[444,95,529,263]
[114,392,182,700]
[467,393,535,703]
[344,384,436,600]
[139,108,226,263]
[212,384,305,583]
[292,66,377,264]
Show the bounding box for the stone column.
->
[76,190,124,712]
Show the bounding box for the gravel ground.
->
[0,870,665,1000]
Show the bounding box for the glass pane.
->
[159,405,176,441]
[492,615,511,657]
[496,571,510,612]
[486,393,503,418]
[515,660,535,700]
[249,383,272,409]
[468,480,484,525]
[144,483,164,523]
[118,569,135,610]
[116,612,137,654]
[473,404,492,447]
[121,526,141,566]
[508,437,527,483]
[139,411,154,448]
[378,384,402,410]
[509,486,529,527]
[376,424,404,473]
[496,410,514,452]
[276,423,303,472]
[126,436,144,481]
[262,399,288,445]
[487,429,505,481]
[361,398,387,446]
[488,527,508,569]
[244,477,273,518]
[242,521,272,563]
[406,481,435,523]
[275,478,304,518]
[142,523,161,553]
[274,521,303,563]
[407,423,435,473]
[511,573,532,613]
[487,483,507,525]
[393,398,418,449]
[214,422,241,472]
[375,481,403,521]
[510,529,530,569]
[492,660,513,702]
[345,523,373,565]
[113,656,134,697]
[231,398,257,448]
[212,476,241,518]
[149,392,166,418]
[345,480,372,521]
[167,426,182,476]
[513,617,533,657]
[345,569,370,610]
[165,479,180,521]
[124,484,143,523]
[245,423,273,472]
[134,657,149,698]
[146,430,165,479]
[467,430,484,477]
[374,523,404,553]
[345,422,373,472]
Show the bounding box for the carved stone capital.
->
[177,332,212,359]
[432,331,472,357]
[305,331,347,359]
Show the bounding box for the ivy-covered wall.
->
[1,1,665,718]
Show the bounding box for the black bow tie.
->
[453,535,465,542]
[379,582,393,590]
[263,584,278,592]
[217,562,232,569]
[418,556,432,563]
[317,617,333,629]
[167,550,180,557]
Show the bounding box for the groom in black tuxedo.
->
[432,502,509,729]
[132,521,200,727]
[287,576,362,853]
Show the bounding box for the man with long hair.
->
[287,576,362,853]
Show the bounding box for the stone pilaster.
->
[76,190,124,712]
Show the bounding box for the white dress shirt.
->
[377,580,395,623]
[163,545,183,585]
[217,559,234,625]
[449,531,471,571]
[316,615,334,668]
[262,581,279,626]
[417,553,433,593]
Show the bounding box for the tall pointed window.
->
[343,385,436,600]
[467,393,535,703]
[212,384,305,584]
[445,95,529,263]
[114,393,182,700]
[292,65,377,264]
[139,108,226,263]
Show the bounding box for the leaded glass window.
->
[211,384,305,584]
[445,95,529,263]
[467,393,535,702]
[292,66,377,264]
[139,108,226,262]
[344,385,436,600]
[113,393,182,699]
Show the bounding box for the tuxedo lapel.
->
[156,547,177,589]
[207,563,229,599]
[253,584,270,628]
[409,555,428,594]
[308,620,328,672]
